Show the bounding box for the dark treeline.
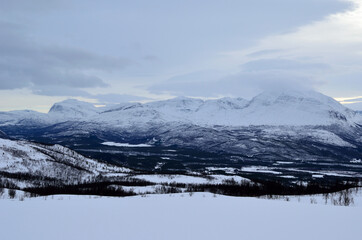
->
[23,178,155,197]
[183,179,361,197]
[1,168,361,198]
[0,171,61,183]
[19,177,361,197]
[24,184,136,197]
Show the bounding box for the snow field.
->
[0,192,361,240]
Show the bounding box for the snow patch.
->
[241,166,282,175]
[102,142,153,147]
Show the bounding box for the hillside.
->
[0,137,131,189]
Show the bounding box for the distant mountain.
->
[343,101,362,111]
[239,90,357,126]
[1,89,360,127]
[0,110,50,127]
[48,99,100,120]
[94,90,358,126]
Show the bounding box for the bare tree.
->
[8,189,16,199]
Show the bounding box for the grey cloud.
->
[149,58,324,98]
[0,21,130,91]
[95,94,150,103]
[33,85,149,104]
[321,70,362,97]
[43,47,132,71]
[149,71,314,99]
[143,55,159,62]
[166,70,228,84]
[343,98,362,103]
[0,63,107,89]
[241,59,330,72]
[32,86,92,97]
[246,49,283,58]
[0,0,66,14]
[0,0,356,104]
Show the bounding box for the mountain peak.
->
[243,89,355,126]
[48,99,99,118]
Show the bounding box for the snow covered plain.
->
[0,190,361,240]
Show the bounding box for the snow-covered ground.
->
[0,191,361,240]
[241,166,282,175]
[102,141,153,147]
[132,174,249,184]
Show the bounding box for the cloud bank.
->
[0,21,131,101]
[149,0,362,98]
[0,0,359,110]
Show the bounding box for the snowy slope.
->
[0,137,131,187]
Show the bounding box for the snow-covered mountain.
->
[48,99,101,120]
[0,137,131,189]
[345,101,362,111]
[0,89,360,127]
[94,90,357,126]
[239,90,357,126]
[0,110,50,127]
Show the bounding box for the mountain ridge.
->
[1,89,360,127]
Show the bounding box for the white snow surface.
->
[102,142,153,147]
[132,174,249,184]
[241,166,282,175]
[205,167,237,174]
[0,191,361,240]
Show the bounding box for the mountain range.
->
[0,89,361,179]
[1,89,360,127]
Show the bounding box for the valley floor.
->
[1,190,361,240]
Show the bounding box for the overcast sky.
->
[1,0,362,112]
